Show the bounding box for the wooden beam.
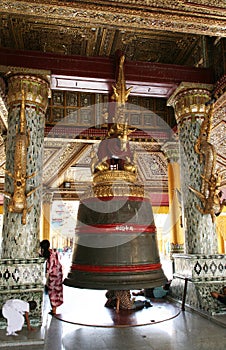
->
[0,48,214,89]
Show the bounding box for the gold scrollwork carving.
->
[93,170,137,185]
[3,90,39,224]
[189,102,226,222]
[82,182,144,200]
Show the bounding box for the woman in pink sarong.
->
[40,240,63,315]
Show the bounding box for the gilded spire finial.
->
[111,55,133,108]
[90,54,137,182]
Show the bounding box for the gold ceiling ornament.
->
[1,1,226,36]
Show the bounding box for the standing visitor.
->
[40,240,63,315]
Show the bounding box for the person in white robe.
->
[2,299,37,336]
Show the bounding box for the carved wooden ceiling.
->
[0,0,221,66]
[0,0,225,202]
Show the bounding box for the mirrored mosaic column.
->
[0,74,49,326]
[168,83,218,255]
[2,74,49,258]
[167,83,226,316]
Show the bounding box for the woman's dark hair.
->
[40,240,50,259]
[28,300,37,311]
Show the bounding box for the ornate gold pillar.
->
[2,74,49,257]
[162,142,184,257]
[0,74,49,326]
[168,83,218,255]
[167,83,226,316]
[42,192,53,242]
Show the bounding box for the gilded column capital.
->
[161,141,180,163]
[42,191,54,205]
[7,74,50,111]
[167,82,213,124]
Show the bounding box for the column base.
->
[0,258,45,328]
[171,253,226,316]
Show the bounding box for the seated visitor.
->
[2,299,37,336]
[211,286,226,305]
[105,290,151,312]
[133,280,171,299]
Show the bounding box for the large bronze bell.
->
[64,189,167,290]
[64,54,167,290]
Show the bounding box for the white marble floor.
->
[1,286,226,350]
[1,257,226,350]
